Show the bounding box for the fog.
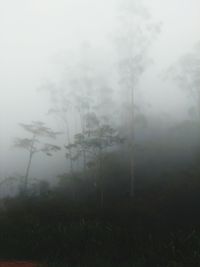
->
[0,0,200,182]
[2,1,200,264]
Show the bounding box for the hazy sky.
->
[142,0,200,115]
[0,0,200,179]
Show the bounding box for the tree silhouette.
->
[65,113,123,207]
[115,0,160,197]
[14,121,61,193]
[167,43,200,118]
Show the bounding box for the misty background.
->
[0,0,199,183]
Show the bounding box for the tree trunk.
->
[78,110,87,172]
[24,151,33,194]
[130,86,135,198]
[24,134,36,194]
[64,117,74,174]
[98,149,104,209]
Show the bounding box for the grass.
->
[1,193,200,267]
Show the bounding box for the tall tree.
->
[115,0,160,197]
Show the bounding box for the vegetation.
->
[1,119,200,266]
[14,121,60,193]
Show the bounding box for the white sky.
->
[0,0,199,178]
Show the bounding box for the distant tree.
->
[65,113,123,207]
[43,82,74,174]
[166,43,200,118]
[115,0,160,197]
[41,43,119,177]
[0,177,20,198]
[14,121,61,193]
[43,62,97,174]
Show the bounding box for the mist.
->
[0,0,199,180]
[0,0,200,265]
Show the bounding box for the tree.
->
[43,82,74,174]
[14,121,61,193]
[166,43,200,118]
[41,42,119,177]
[65,113,123,208]
[43,57,98,174]
[166,43,200,165]
[114,0,160,197]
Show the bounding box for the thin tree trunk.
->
[24,134,36,194]
[54,106,74,175]
[98,148,104,209]
[65,117,74,174]
[78,109,87,172]
[130,86,135,198]
[24,151,33,193]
